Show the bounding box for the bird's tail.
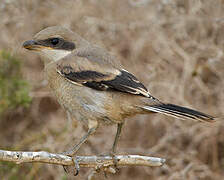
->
[142,103,215,122]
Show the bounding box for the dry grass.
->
[0,0,224,179]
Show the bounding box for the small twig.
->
[0,149,165,171]
[181,163,193,179]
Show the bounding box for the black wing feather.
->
[59,66,151,97]
[102,70,148,95]
[58,66,108,82]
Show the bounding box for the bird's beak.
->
[23,40,52,51]
[23,40,39,50]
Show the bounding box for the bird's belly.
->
[48,74,114,125]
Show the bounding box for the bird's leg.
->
[110,123,123,170]
[63,126,97,156]
[112,123,123,154]
[62,120,98,175]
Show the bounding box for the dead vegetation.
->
[0,0,224,179]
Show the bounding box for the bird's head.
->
[23,26,87,63]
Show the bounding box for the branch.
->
[0,149,165,171]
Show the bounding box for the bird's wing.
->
[56,53,155,98]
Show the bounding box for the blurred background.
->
[0,0,224,179]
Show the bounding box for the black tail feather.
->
[143,103,214,122]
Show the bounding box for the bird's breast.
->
[44,66,144,125]
[45,67,115,124]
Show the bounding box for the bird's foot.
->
[99,151,119,173]
[109,151,119,172]
[61,151,80,176]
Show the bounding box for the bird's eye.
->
[50,38,60,45]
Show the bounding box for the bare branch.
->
[0,149,165,170]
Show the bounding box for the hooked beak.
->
[23,40,52,51]
[23,40,39,50]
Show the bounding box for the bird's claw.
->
[73,157,80,176]
[107,151,119,172]
[61,152,80,176]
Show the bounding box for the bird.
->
[23,26,214,159]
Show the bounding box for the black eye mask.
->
[37,38,75,51]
